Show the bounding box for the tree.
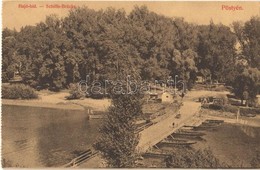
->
[165,148,227,168]
[171,49,198,89]
[94,74,143,167]
[2,6,258,92]
[197,21,237,82]
[232,67,260,105]
[233,16,260,69]
[94,92,142,167]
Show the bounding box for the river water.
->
[193,122,260,168]
[2,104,102,168]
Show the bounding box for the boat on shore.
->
[205,119,224,123]
[172,131,205,137]
[193,125,218,131]
[143,148,170,158]
[192,120,223,131]
[202,121,222,126]
[160,139,197,146]
[177,129,205,136]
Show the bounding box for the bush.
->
[222,105,238,113]
[2,84,38,99]
[165,148,228,168]
[215,94,229,105]
[209,104,222,110]
[66,83,84,100]
[240,107,260,115]
[208,104,238,113]
[206,103,260,115]
[209,104,238,113]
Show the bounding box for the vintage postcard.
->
[2,1,260,168]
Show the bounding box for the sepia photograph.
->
[1,1,260,168]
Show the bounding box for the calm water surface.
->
[2,105,102,167]
[194,122,260,167]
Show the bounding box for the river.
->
[193,122,260,167]
[2,104,102,168]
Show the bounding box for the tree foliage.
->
[2,7,260,99]
[94,91,143,168]
[165,148,228,168]
[94,67,143,167]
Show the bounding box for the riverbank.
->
[200,108,260,127]
[2,90,111,112]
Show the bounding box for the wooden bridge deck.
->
[137,101,201,153]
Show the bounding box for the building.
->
[147,91,174,103]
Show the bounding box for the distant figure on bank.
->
[181,92,185,100]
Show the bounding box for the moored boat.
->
[160,139,196,146]
[205,119,224,123]
[173,131,205,137]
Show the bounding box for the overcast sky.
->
[3,1,260,30]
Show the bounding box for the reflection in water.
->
[2,105,102,167]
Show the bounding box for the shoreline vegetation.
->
[200,108,260,127]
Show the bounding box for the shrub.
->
[66,83,84,100]
[240,107,260,115]
[215,94,229,105]
[209,104,222,110]
[165,148,228,168]
[2,84,38,99]
[206,103,260,115]
[222,105,238,113]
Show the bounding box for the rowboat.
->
[160,139,196,146]
[193,125,217,131]
[143,148,170,158]
[201,122,221,127]
[173,131,205,137]
[205,119,224,123]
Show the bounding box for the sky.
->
[3,1,260,30]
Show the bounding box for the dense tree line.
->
[2,6,260,168]
[2,6,260,98]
